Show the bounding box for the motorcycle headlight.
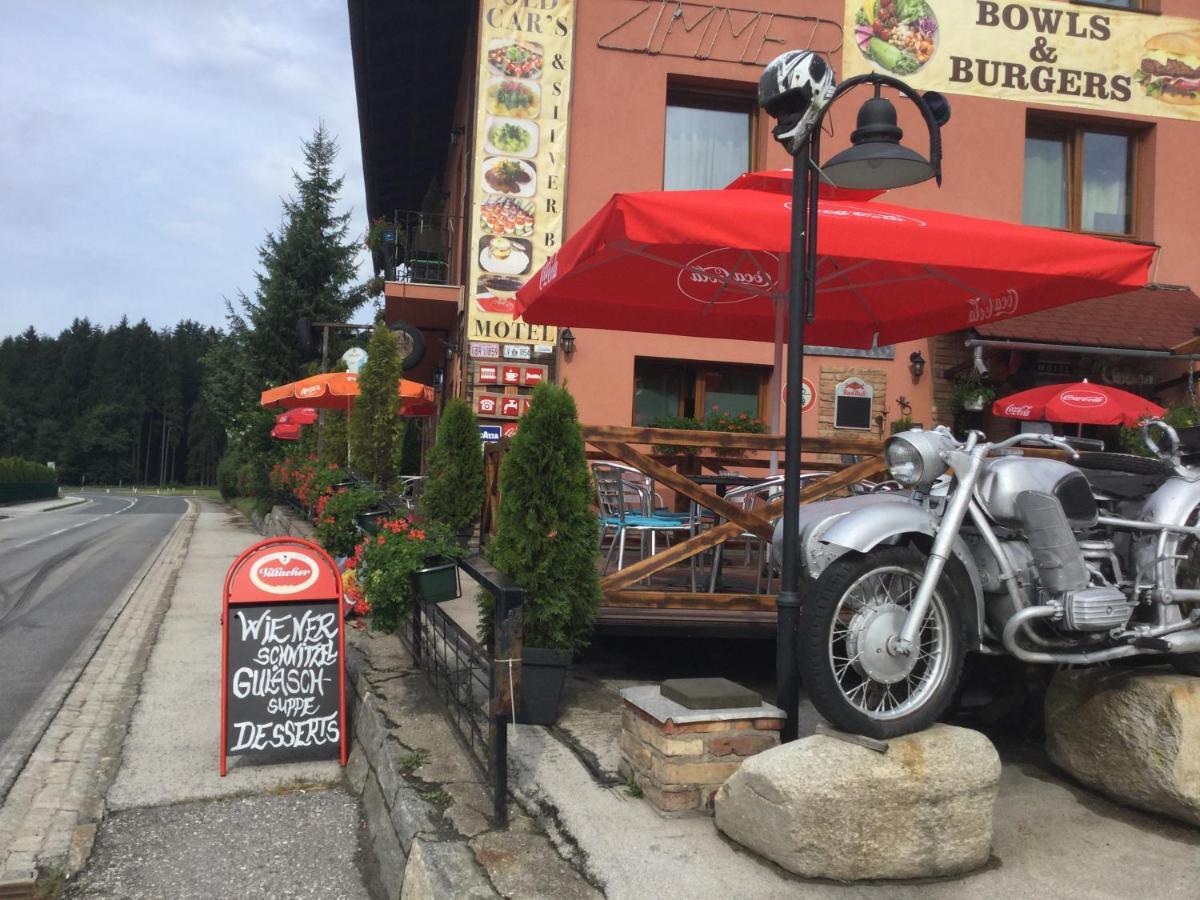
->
[885,429,950,489]
[886,439,924,486]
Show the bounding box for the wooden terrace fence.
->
[483,425,888,628]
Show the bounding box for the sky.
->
[0,0,371,340]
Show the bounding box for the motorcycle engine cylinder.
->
[1061,585,1133,632]
[1015,490,1089,594]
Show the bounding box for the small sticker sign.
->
[501,422,519,438]
[500,396,521,417]
[523,367,544,386]
[477,395,499,416]
[502,344,532,360]
[478,364,498,384]
[470,342,501,359]
[479,425,502,443]
[502,366,522,385]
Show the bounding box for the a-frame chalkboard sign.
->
[220,537,347,775]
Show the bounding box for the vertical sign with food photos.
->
[467,1,574,350]
[842,1,1200,122]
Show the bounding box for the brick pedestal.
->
[618,685,784,815]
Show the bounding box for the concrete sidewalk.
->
[69,500,377,899]
[0,495,89,516]
[512,675,1200,900]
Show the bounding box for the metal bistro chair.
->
[593,464,696,590]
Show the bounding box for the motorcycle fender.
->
[1138,477,1200,591]
[811,503,985,641]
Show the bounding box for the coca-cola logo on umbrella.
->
[1004,404,1034,417]
[249,551,320,595]
[1060,390,1108,409]
[677,249,778,306]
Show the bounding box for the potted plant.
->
[484,383,601,725]
[315,485,380,557]
[890,415,916,435]
[422,399,485,548]
[949,372,996,413]
[350,515,462,633]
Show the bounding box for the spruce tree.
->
[233,124,366,388]
[422,399,484,532]
[349,320,402,484]
[486,384,600,650]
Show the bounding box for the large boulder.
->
[1045,668,1200,826]
[713,724,999,880]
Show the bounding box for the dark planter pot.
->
[411,558,460,603]
[455,527,474,551]
[516,647,572,726]
[356,509,389,535]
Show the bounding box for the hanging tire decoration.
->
[389,320,426,371]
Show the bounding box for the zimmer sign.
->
[465,0,576,346]
[841,1,1200,121]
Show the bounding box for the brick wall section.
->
[817,367,888,438]
[618,703,782,815]
[932,332,973,427]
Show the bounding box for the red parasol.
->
[270,422,302,441]
[992,381,1164,427]
[276,408,319,426]
[514,171,1154,349]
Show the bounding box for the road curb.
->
[0,501,199,886]
[40,496,90,512]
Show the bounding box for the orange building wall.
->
[442,0,1200,433]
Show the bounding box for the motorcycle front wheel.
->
[799,546,966,739]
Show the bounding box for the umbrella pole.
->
[768,296,785,477]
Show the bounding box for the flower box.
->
[356,509,389,535]
[411,559,460,603]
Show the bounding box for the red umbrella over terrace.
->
[992,381,1165,427]
[514,170,1155,349]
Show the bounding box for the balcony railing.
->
[372,211,463,287]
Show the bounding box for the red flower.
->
[377,535,386,545]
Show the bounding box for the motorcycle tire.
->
[1071,452,1172,477]
[1170,655,1200,676]
[799,546,966,740]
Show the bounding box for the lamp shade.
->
[822,95,934,190]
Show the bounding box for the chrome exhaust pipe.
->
[1164,630,1200,653]
[1002,605,1140,664]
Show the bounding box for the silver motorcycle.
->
[778,420,1200,738]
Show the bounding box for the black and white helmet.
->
[758,50,837,154]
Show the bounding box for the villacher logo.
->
[249,552,320,595]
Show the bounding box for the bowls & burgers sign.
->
[842,1,1200,122]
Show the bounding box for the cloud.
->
[0,0,370,338]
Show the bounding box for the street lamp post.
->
[759,58,950,742]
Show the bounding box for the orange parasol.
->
[260,373,435,415]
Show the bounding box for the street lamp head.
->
[822,96,935,190]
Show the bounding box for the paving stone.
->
[471,829,603,900]
[391,786,440,852]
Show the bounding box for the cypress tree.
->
[349,320,402,484]
[486,384,600,650]
[422,399,484,532]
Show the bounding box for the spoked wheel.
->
[1169,511,1200,677]
[799,546,966,739]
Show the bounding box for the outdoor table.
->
[688,475,780,592]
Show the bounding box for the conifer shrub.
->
[485,384,600,650]
[422,399,485,532]
[350,320,403,484]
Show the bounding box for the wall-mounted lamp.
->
[433,366,444,388]
[444,341,457,360]
[560,327,576,358]
[909,350,926,379]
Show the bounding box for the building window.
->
[664,86,754,191]
[633,359,767,426]
[1023,119,1136,236]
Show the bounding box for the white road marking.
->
[6,498,138,551]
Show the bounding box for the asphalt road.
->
[0,493,186,799]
